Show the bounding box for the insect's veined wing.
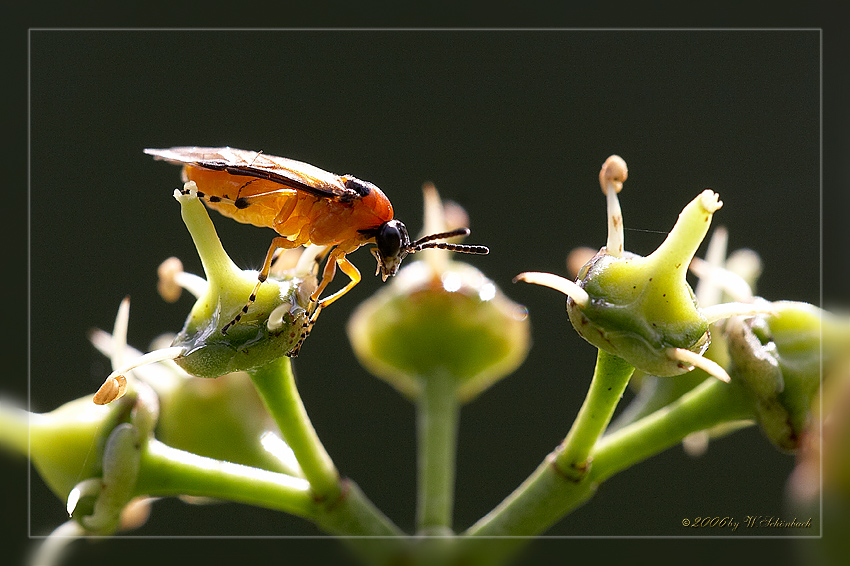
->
[144,146,358,201]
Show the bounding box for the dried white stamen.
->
[567,247,597,279]
[599,155,628,258]
[667,347,731,383]
[93,375,127,405]
[157,257,208,301]
[93,347,185,405]
[514,271,590,307]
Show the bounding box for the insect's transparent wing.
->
[145,146,355,200]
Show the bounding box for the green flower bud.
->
[349,260,530,402]
[348,184,529,403]
[727,301,850,452]
[157,370,301,475]
[94,185,321,405]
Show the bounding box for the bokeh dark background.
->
[6,26,848,566]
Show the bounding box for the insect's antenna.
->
[411,228,470,248]
[411,241,490,255]
[408,228,489,255]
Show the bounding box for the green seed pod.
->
[348,256,530,403]
[168,187,316,378]
[567,190,722,377]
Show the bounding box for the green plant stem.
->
[137,439,406,564]
[464,376,756,546]
[247,356,408,564]
[589,377,755,482]
[416,370,460,535]
[555,349,635,476]
[136,438,316,518]
[248,356,340,500]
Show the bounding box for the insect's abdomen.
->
[183,166,394,247]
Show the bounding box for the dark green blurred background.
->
[10,29,844,565]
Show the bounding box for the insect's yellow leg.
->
[317,256,362,310]
[221,236,299,335]
[310,248,343,303]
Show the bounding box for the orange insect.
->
[145,146,489,336]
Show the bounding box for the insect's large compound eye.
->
[376,220,408,260]
[373,220,410,280]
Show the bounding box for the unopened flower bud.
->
[727,301,850,452]
[349,186,530,403]
[351,261,530,402]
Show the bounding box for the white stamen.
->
[294,244,328,277]
[106,347,186,380]
[158,257,209,301]
[682,431,710,458]
[175,271,209,299]
[32,520,87,566]
[725,249,763,287]
[701,301,778,325]
[694,226,729,306]
[90,329,186,395]
[67,478,102,517]
[667,347,731,383]
[690,257,755,304]
[267,302,293,331]
[605,188,624,258]
[514,271,590,307]
[111,296,131,370]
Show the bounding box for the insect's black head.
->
[369,220,490,281]
[371,220,412,281]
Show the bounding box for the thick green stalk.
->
[416,370,460,535]
[555,349,635,476]
[248,356,340,500]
